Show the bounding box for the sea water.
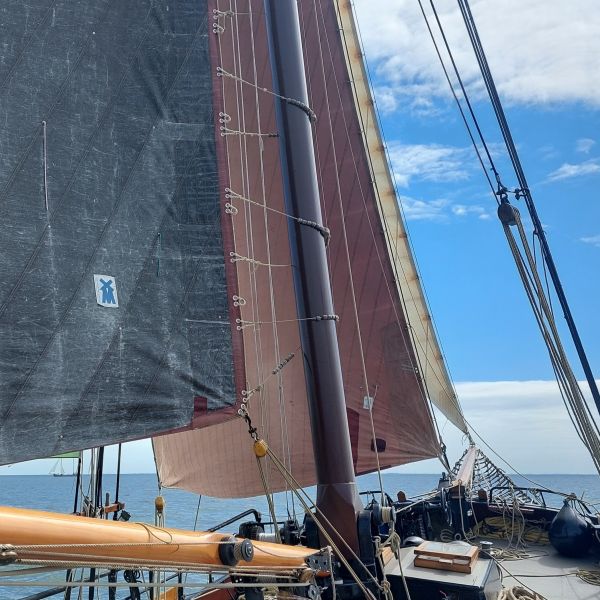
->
[1,472,598,598]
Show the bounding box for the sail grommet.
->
[253,439,269,458]
[218,536,254,566]
[0,544,17,565]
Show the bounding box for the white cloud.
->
[439,380,599,474]
[353,0,600,109]
[576,138,596,154]
[388,142,472,187]
[398,195,490,222]
[547,159,600,181]
[451,204,486,218]
[399,196,449,221]
[373,86,399,114]
[581,234,600,247]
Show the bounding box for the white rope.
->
[217,67,316,121]
[324,0,461,450]
[503,210,600,472]
[336,1,472,447]
[229,251,290,269]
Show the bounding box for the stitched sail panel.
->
[154,0,444,498]
[0,0,242,464]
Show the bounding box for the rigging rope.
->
[455,0,600,418]
[217,67,316,122]
[333,0,468,448]
[416,0,497,199]
[420,0,600,472]
[310,0,384,502]
[226,189,331,245]
[501,208,600,472]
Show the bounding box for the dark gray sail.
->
[0,0,241,464]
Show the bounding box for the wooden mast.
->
[263,0,362,553]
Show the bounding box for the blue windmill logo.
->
[93,274,119,308]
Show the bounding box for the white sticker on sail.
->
[93,274,119,308]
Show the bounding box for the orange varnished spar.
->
[0,507,313,568]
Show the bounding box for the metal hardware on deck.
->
[207,509,262,533]
[218,536,254,566]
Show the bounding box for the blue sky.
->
[2,0,599,478]
[353,0,600,474]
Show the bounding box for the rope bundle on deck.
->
[499,586,546,600]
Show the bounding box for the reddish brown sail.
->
[153,0,464,498]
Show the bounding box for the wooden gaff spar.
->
[0,506,314,570]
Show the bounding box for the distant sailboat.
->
[48,452,79,477]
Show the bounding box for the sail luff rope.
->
[224,0,298,511]
[247,1,292,507]
[239,0,278,500]
[331,0,467,443]
[310,0,384,501]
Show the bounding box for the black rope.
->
[113,443,122,520]
[73,453,82,515]
[456,0,600,416]
[420,0,499,200]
